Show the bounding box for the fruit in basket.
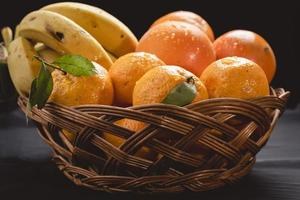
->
[41,2,138,58]
[3,2,290,193]
[7,40,61,96]
[133,65,208,105]
[106,51,117,62]
[7,2,139,97]
[49,62,113,106]
[49,60,114,143]
[136,21,216,76]
[4,2,274,156]
[213,30,276,82]
[151,10,215,41]
[104,65,208,157]
[200,56,269,99]
[109,52,165,106]
[18,10,113,69]
[103,119,155,159]
[7,37,40,96]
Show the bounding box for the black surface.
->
[0,107,299,200]
[0,0,300,107]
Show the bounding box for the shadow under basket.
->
[18,88,289,193]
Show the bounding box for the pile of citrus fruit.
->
[3,3,276,154]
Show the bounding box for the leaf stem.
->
[186,76,195,85]
[34,55,66,74]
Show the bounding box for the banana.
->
[34,42,46,51]
[106,50,117,62]
[14,24,20,38]
[33,42,61,63]
[1,27,13,48]
[41,2,138,57]
[7,37,40,96]
[0,43,7,64]
[18,10,112,69]
[38,46,61,63]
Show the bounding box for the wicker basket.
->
[18,88,289,193]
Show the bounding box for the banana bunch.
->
[7,2,138,96]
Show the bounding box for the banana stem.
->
[1,27,13,48]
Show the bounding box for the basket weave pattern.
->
[18,88,289,193]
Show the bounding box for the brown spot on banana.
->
[45,24,64,42]
[29,17,36,21]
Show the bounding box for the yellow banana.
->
[7,37,40,96]
[1,27,13,48]
[0,43,7,64]
[18,10,112,69]
[14,24,20,38]
[34,42,46,51]
[106,50,117,62]
[37,46,61,63]
[41,2,138,57]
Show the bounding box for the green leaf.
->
[28,61,53,110]
[162,77,197,106]
[53,54,96,76]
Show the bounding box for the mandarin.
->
[109,52,165,106]
[103,119,156,160]
[49,62,113,106]
[49,62,114,142]
[133,65,208,105]
[213,30,276,82]
[200,57,269,99]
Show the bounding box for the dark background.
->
[1,0,299,107]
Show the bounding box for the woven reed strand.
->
[18,88,289,193]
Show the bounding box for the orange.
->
[109,52,165,106]
[104,119,144,148]
[200,57,269,99]
[213,30,276,82]
[136,21,216,77]
[151,10,215,41]
[103,119,156,160]
[133,65,208,105]
[105,65,208,159]
[49,62,113,106]
[49,62,114,142]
